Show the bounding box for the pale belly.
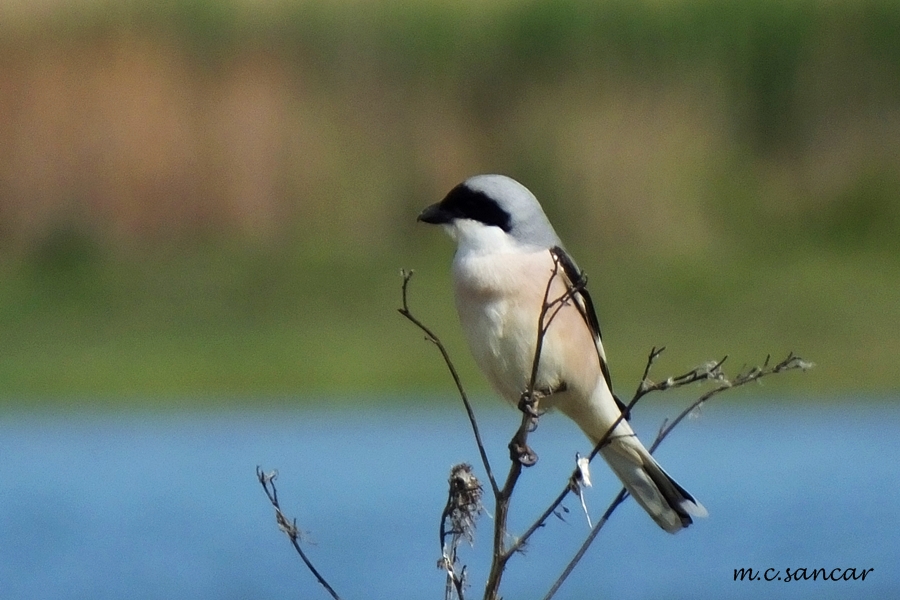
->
[450,248,609,411]
[455,294,548,404]
[449,249,628,442]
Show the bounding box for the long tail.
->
[600,435,707,533]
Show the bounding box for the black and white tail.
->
[600,435,707,533]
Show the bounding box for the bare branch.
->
[542,351,813,599]
[502,348,661,559]
[485,250,584,599]
[631,346,729,410]
[398,270,500,499]
[255,467,343,600]
[400,263,579,599]
[649,352,812,453]
[541,488,629,600]
[400,259,811,600]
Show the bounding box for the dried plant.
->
[256,467,343,600]
[256,255,810,600]
[439,463,484,600]
[398,253,811,600]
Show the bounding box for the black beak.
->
[417,202,451,225]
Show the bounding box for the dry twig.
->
[483,251,584,599]
[397,256,811,600]
[256,467,343,600]
[541,351,812,600]
[399,270,500,499]
[258,257,810,600]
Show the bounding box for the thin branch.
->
[631,350,729,408]
[398,264,568,600]
[649,352,811,454]
[484,251,581,600]
[398,270,500,499]
[542,351,813,599]
[256,467,343,600]
[400,259,811,599]
[503,344,672,559]
[504,485,573,558]
[586,348,729,464]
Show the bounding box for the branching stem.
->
[396,263,810,600]
[256,467,343,600]
[398,270,500,499]
[542,352,811,599]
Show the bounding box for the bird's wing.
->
[550,246,631,419]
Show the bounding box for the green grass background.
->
[0,0,898,404]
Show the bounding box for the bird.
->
[418,174,706,533]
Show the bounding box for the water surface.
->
[1,399,897,599]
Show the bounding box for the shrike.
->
[418,174,706,533]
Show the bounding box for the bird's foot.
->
[509,436,538,467]
[518,383,561,418]
[517,392,541,419]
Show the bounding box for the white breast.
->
[451,249,562,404]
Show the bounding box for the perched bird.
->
[418,174,706,533]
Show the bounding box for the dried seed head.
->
[447,463,483,544]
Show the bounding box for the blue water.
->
[1,398,898,600]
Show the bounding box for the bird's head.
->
[418,174,561,255]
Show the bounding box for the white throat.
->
[444,219,537,259]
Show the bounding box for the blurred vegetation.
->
[0,0,898,404]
